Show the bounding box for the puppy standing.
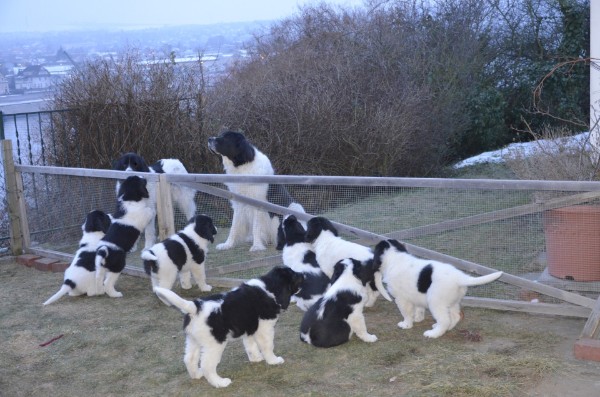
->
[154,266,304,388]
[305,216,391,306]
[43,210,112,305]
[113,152,197,249]
[300,258,379,348]
[373,239,503,338]
[276,215,330,311]
[95,175,155,297]
[208,130,304,251]
[142,214,217,295]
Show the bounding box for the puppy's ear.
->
[354,259,375,286]
[373,240,390,268]
[330,260,346,284]
[275,222,285,250]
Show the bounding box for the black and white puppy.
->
[276,215,330,311]
[43,210,112,305]
[373,239,503,338]
[154,266,304,388]
[142,214,217,296]
[95,175,155,298]
[208,130,305,251]
[305,216,391,306]
[113,152,197,249]
[300,258,380,348]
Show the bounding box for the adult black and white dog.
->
[95,175,154,298]
[113,152,197,249]
[305,216,391,306]
[43,210,112,305]
[142,214,217,296]
[153,266,304,388]
[300,258,380,348]
[208,130,305,251]
[276,215,330,311]
[373,239,503,338]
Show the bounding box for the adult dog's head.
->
[276,215,306,250]
[260,266,304,310]
[82,210,112,234]
[190,214,218,243]
[305,216,339,244]
[208,130,256,167]
[112,152,151,173]
[118,175,150,202]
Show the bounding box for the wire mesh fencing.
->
[10,167,600,307]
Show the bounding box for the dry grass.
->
[1,259,591,397]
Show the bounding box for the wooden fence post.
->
[2,140,29,255]
[155,174,175,241]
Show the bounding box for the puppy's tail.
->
[43,280,75,305]
[141,249,158,275]
[96,245,109,268]
[461,271,503,287]
[153,287,198,314]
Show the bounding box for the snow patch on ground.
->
[453,132,592,169]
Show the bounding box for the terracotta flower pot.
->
[543,205,600,281]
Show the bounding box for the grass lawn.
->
[2,259,595,397]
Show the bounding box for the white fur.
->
[117,157,196,249]
[43,225,106,304]
[309,229,387,306]
[376,241,503,338]
[95,196,154,298]
[300,258,377,346]
[141,221,213,294]
[154,283,286,388]
[282,241,327,311]
[218,148,280,251]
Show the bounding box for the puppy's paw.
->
[180,281,192,290]
[423,329,444,338]
[247,352,264,362]
[361,334,378,343]
[106,290,123,298]
[200,284,213,292]
[191,368,203,379]
[216,243,232,250]
[209,377,232,388]
[398,321,413,329]
[249,244,266,252]
[266,356,284,365]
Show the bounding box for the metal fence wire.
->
[13,168,600,305]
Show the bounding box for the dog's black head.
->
[82,209,112,234]
[261,266,304,310]
[208,130,256,167]
[118,175,149,202]
[191,214,218,243]
[305,216,338,243]
[112,152,151,173]
[373,238,408,270]
[276,215,306,250]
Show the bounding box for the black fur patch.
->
[192,215,217,243]
[164,238,187,271]
[208,130,256,167]
[83,210,111,234]
[112,152,151,172]
[179,233,205,266]
[300,290,362,348]
[199,267,303,344]
[75,251,97,272]
[417,264,433,293]
[305,216,339,243]
[64,279,76,289]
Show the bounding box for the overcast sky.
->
[0,0,365,33]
